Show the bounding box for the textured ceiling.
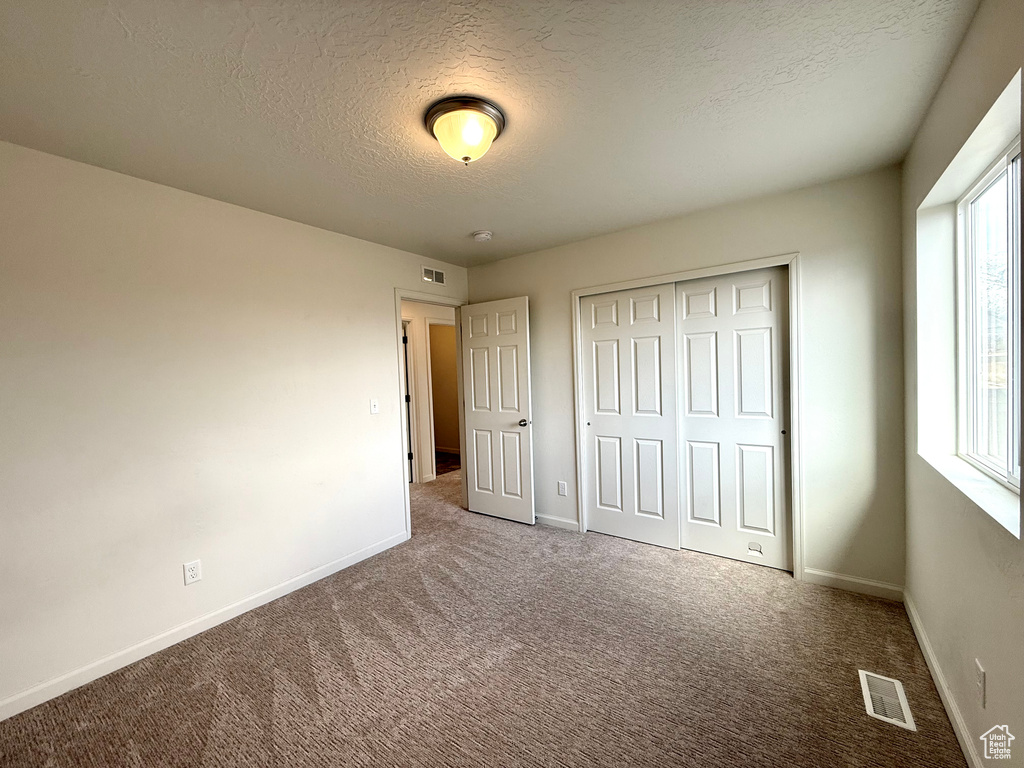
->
[0,0,977,266]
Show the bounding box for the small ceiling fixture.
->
[425,96,505,165]
[472,230,493,242]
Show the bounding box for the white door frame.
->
[395,289,469,538]
[570,252,806,580]
[402,319,415,483]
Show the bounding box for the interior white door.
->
[677,266,790,570]
[581,285,679,548]
[461,297,535,524]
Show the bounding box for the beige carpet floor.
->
[1,470,965,767]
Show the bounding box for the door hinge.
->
[402,335,408,344]
[405,394,411,403]
[408,452,413,460]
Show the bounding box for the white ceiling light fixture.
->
[473,230,493,242]
[425,97,506,165]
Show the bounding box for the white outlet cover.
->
[557,481,567,496]
[370,398,380,414]
[183,560,202,586]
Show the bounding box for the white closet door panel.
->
[686,441,721,526]
[677,266,790,570]
[582,284,678,549]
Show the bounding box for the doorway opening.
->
[395,289,537,535]
[400,299,460,484]
[427,322,461,477]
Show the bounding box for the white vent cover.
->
[422,267,445,285]
[859,670,916,731]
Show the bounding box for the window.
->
[957,137,1021,491]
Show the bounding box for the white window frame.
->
[955,136,1021,493]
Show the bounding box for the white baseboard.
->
[801,567,904,602]
[536,514,579,531]
[0,530,409,723]
[904,592,982,768]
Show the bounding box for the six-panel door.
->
[461,296,535,525]
[677,266,790,570]
[581,285,680,548]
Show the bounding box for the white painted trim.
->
[904,592,983,768]
[571,282,587,534]
[574,252,798,298]
[0,530,409,723]
[788,258,806,580]
[802,567,904,602]
[454,307,469,510]
[570,252,805,576]
[536,514,580,531]
[394,289,467,538]
[400,317,422,485]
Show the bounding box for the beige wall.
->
[468,166,906,591]
[400,301,457,481]
[902,0,1023,762]
[0,141,467,717]
[429,324,460,454]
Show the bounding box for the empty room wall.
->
[0,141,467,718]
[902,0,1023,761]
[468,166,905,594]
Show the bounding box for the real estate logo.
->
[980,725,1014,760]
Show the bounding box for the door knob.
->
[518,419,529,427]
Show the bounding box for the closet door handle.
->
[518,419,529,427]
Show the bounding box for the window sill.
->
[920,451,1021,538]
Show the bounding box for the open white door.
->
[461,297,535,524]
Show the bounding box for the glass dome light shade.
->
[431,108,499,163]
[425,98,505,164]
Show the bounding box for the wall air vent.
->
[422,267,445,285]
[858,670,916,731]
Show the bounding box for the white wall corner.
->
[904,592,983,768]
[800,567,904,602]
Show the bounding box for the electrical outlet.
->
[370,398,380,414]
[976,659,986,708]
[183,560,202,586]
[557,481,568,496]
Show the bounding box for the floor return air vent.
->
[858,670,916,731]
